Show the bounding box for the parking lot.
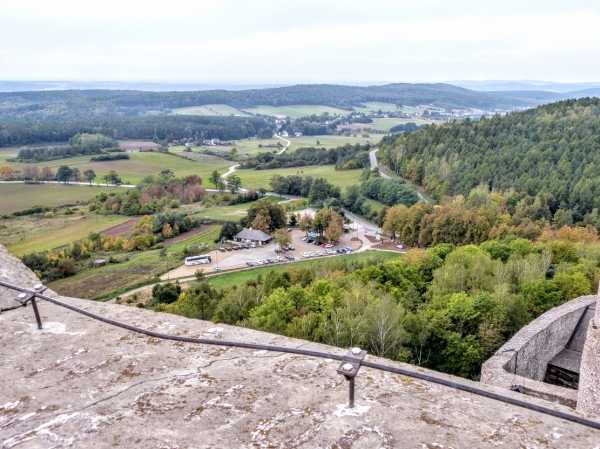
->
[163,229,364,280]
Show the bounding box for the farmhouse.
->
[233,228,273,245]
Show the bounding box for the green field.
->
[171,104,250,117]
[206,251,402,289]
[0,183,122,215]
[196,196,285,221]
[236,166,363,190]
[47,226,222,300]
[1,151,233,185]
[244,104,349,118]
[5,214,130,256]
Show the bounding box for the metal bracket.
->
[337,347,367,408]
[13,283,47,330]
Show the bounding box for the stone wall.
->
[481,294,596,408]
[577,292,600,414]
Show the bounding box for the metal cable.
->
[2,279,600,430]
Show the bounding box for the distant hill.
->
[0,83,583,123]
[450,80,600,93]
[378,97,600,219]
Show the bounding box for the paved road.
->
[369,148,428,204]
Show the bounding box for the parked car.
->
[257,260,264,265]
[250,243,256,248]
[282,246,289,251]
[336,248,345,253]
[213,265,220,271]
[396,244,404,249]
[285,254,294,260]
[226,247,233,251]
[243,244,250,249]
[267,258,274,263]
[276,256,284,262]
[313,240,321,245]
[316,251,322,256]
[306,239,313,243]
[219,248,226,252]
[288,245,295,250]
[302,252,310,258]
[308,252,314,257]
[246,261,254,267]
[325,244,333,248]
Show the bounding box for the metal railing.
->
[2,279,600,431]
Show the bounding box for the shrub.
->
[170,200,181,209]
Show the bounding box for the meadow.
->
[0,183,122,215]
[1,151,233,185]
[235,166,363,190]
[206,250,402,289]
[3,214,130,255]
[47,226,222,300]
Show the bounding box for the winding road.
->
[369,148,428,204]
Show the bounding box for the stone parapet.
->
[481,294,596,408]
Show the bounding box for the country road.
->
[275,135,291,154]
[369,148,428,204]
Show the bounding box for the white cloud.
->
[1,1,599,82]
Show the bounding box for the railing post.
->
[14,283,47,330]
[337,347,367,408]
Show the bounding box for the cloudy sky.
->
[1,0,599,83]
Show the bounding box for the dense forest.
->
[379,98,600,223]
[0,84,572,123]
[0,116,268,147]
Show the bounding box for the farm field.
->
[244,104,349,118]
[206,251,402,289]
[0,183,122,215]
[4,214,130,256]
[47,226,222,300]
[1,151,232,185]
[171,104,250,117]
[236,166,363,190]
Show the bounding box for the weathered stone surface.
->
[0,244,55,312]
[2,296,600,448]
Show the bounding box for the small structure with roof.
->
[233,228,273,245]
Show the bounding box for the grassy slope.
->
[286,135,374,152]
[5,214,129,256]
[48,227,222,300]
[236,166,363,190]
[207,251,402,289]
[0,183,122,215]
[2,151,233,185]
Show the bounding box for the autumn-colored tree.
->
[21,165,39,181]
[184,174,202,185]
[275,229,291,249]
[41,166,54,181]
[0,164,13,180]
[325,217,344,243]
[299,213,313,236]
[162,224,173,239]
[251,213,270,233]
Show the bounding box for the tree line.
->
[0,116,269,147]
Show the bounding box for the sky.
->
[1,0,600,84]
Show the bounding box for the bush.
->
[170,200,181,209]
